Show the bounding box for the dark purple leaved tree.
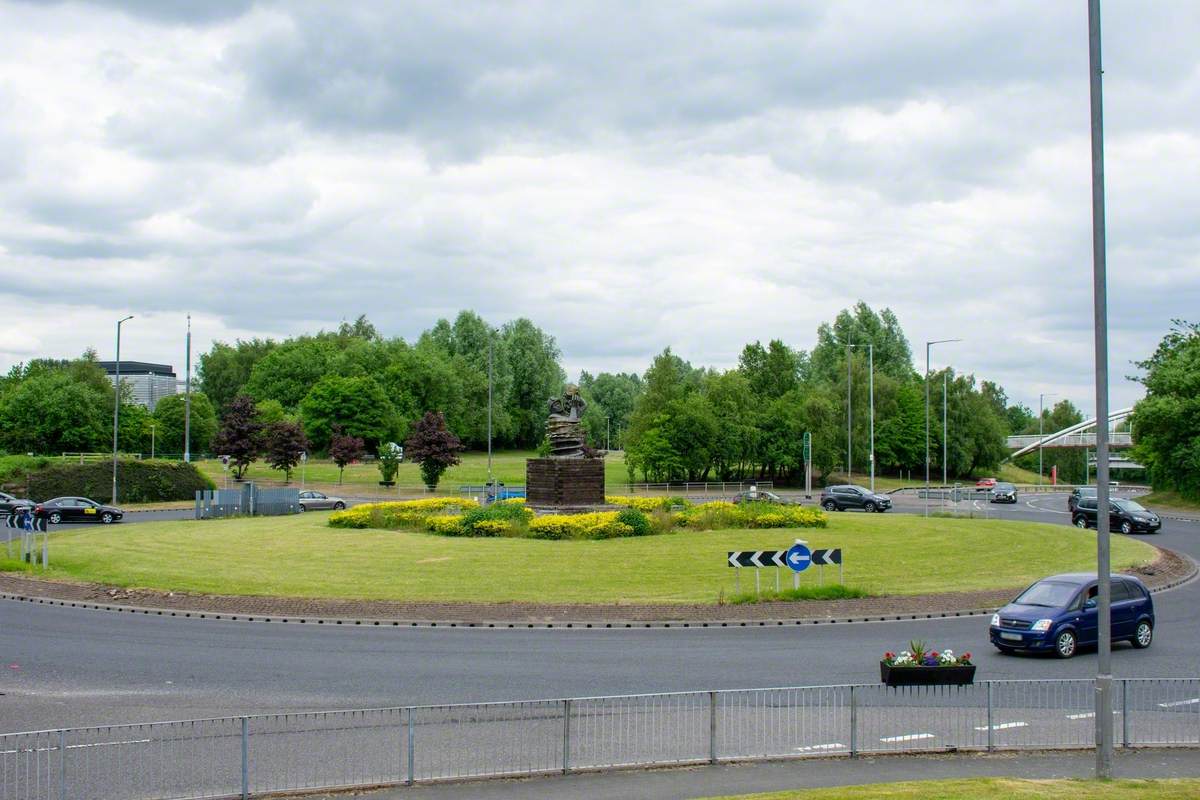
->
[404,411,464,490]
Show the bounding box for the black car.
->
[1068,486,1096,512]
[35,497,124,525]
[731,489,789,505]
[0,491,33,516]
[990,482,1018,504]
[819,485,892,513]
[1071,496,1160,534]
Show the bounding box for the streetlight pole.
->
[487,331,494,487]
[925,338,960,516]
[846,341,852,481]
[1038,392,1058,485]
[606,416,611,451]
[184,314,191,463]
[942,369,949,488]
[150,423,155,460]
[1088,0,1113,777]
[846,343,875,492]
[112,315,133,504]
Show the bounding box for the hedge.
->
[26,459,215,503]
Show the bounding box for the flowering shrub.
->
[605,495,690,513]
[529,512,634,540]
[883,640,973,667]
[425,515,465,535]
[329,498,478,530]
[470,519,512,537]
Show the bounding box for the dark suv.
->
[819,485,891,513]
[989,482,1017,504]
[1072,496,1160,534]
[1068,486,1097,512]
[0,491,33,516]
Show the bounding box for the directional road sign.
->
[811,548,842,566]
[727,550,787,568]
[785,543,812,572]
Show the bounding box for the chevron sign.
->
[727,550,787,568]
[811,548,842,566]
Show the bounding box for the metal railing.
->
[1005,431,1133,449]
[3,678,1197,799]
[608,481,774,496]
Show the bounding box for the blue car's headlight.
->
[991,613,1001,627]
[1031,619,1053,632]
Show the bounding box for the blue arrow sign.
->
[786,543,812,572]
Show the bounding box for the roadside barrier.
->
[2,677,1198,799]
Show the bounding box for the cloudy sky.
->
[1,1,1197,415]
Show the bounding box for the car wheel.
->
[333,502,345,510]
[1131,620,1153,649]
[822,500,837,512]
[1054,629,1077,659]
[298,504,307,512]
[1073,516,1089,529]
[100,512,114,524]
[1120,521,1134,535]
[48,512,62,525]
[864,501,876,513]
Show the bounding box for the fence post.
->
[986,682,994,752]
[1121,679,1129,748]
[562,699,572,774]
[709,691,718,764]
[849,685,858,758]
[240,717,249,800]
[58,729,67,800]
[406,708,415,785]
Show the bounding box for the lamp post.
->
[1038,392,1058,485]
[846,343,875,492]
[925,338,960,516]
[845,341,852,480]
[943,369,949,489]
[487,330,493,487]
[184,314,192,463]
[112,315,134,504]
[150,422,155,460]
[606,416,611,451]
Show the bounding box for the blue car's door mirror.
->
[1084,597,1098,610]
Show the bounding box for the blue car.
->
[989,573,1154,658]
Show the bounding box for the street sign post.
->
[803,432,812,499]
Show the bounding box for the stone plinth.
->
[526,458,605,507]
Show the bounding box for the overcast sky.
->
[2,1,1197,415]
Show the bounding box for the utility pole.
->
[867,344,875,493]
[1038,392,1058,485]
[184,315,192,463]
[924,338,960,515]
[487,330,494,488]
[112,315,133,504]
[942,370,948,488]
[1088,0,1113,778]
[150,423,155,459]
[846,341,852,481]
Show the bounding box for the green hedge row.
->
[26,459,215,503]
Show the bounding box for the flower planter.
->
[880,661,976,687]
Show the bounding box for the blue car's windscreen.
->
[1014,581,1078,608]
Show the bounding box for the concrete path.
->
[307,749,1200,800]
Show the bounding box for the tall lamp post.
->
[184,314,192,463]
[942,370,949,489]
[112,315,134,504]
[1038,392,1058,485]
[845,341,852,480]
[1087,0,1114,778]
[925,338,960,516]
[486,330,494,489]
[846,343,875,492]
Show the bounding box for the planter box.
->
[880,661,976,687]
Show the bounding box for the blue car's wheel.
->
[1055,629,1077,659]
[1132,620,1153,649]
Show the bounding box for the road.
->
[2,491,1197,735]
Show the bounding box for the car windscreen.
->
[1112,499,1146,513]
[1013,580,1079,608]
[994,483,1014,490]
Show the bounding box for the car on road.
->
[1068,486,1096,512]
[989,482,1018,504]
[989,573,1154,658]
[819,485,891,513]
[35,497,124,524]
[731,489,790,505]
[0,491,33,516]
[297,491,346,512]
[975,477,997,489]
[1072,496,1161,534]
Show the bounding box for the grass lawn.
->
[707,778,1200,800]
[1138,490,1200,516]
[2,513,1155,604]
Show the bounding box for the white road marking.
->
[794,743,846,752]
[1025,498,1070,515]
[973,721,1028,731]
[1,738,152,755]
[1158,698,1200,708]
[880,733,936,743]
[1066,712,1122,720]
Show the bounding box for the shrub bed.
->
[26,459,214,503]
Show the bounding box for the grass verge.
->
[725,585,868,604]
[707,778,1200,800]
[1138,490,1200,516]
[1,513,1156,605]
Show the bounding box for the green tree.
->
[501,318,565,448]
[810,302,914,382]
[299,374,398,453]
[404,411,464,490]
[738,339,804,398]
[152,393,218,456]
[578,371,643,450]
[0,369,110,454]
[243,338,336,410]
[1130,321,1200,500]
[198,339,276,415]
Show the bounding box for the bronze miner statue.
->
[546,385,587,458]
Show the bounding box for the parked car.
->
[297,491,346,512]
[819,485,892,513]
[989,482,1018,504]
[975,477,997,489]
[1072,496,1161,534]
[989,573,1154,658]
[1068,486,1097,512]
[0,491,33,516]
[732,489,789,505]
[35,497,123,524]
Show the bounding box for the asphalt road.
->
[2,491,1197,735]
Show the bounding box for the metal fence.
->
[3,678,1198,800]
[195,484,299,520]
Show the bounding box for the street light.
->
[112,315,134,504]
[1038,392,1059,486]
[925,338,960,516]
[846,343,875,493]
[150,422,156,460]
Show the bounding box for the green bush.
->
[26,459,215,503]
[615,508,651,537]
[0,455,52,492]
[459,501,533,536]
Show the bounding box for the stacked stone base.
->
[526,458,605,508]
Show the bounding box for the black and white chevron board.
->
[812,548,841,565]
[727,550,788,568]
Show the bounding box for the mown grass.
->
[1,513,1155,605]
[726,584,868,605]
[1137,490,1200,516]
[708,778,1200,800]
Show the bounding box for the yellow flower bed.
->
[605,495,688,512]
[329,497,478,529]
[424,515,465,535]
[529,511,634,540]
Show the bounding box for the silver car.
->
[298,491,346,512]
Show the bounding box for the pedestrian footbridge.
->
[1006,407,1139,467]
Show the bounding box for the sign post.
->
[803,432,812,499]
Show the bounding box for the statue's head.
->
[564,383,580,396]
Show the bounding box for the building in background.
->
[98,361,179,410]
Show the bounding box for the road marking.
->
[1025,498,1070,515]
[880,733,935,743]
[973,721,1028,731]
[1066,711,1122,720]
[1158,698,1200,708]
[1,738,152,755]
[794,743,845,752]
